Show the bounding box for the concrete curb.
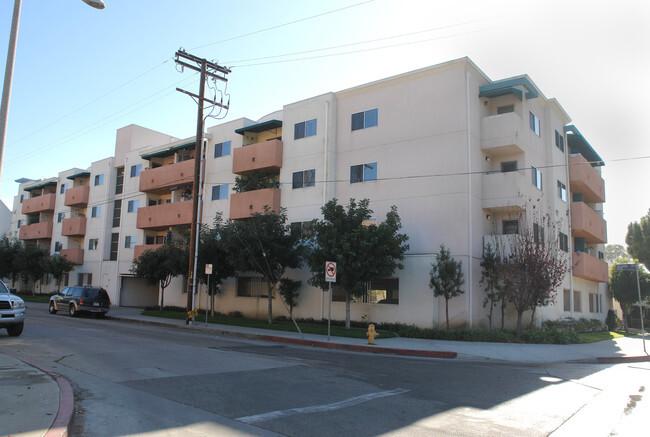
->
[595,355,650,364]
[12,356,74,437]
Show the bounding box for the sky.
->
[0,0,648,246]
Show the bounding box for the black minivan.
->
[49,286,111,318]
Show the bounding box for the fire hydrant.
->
[366,324,379,345]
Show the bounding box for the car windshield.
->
[0,282,9,294]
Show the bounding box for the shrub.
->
[228,311,244,318]
[606,310,620,331]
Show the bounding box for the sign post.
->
[325,262,337,340]
[616,263,647,354]
[205,264,213,325]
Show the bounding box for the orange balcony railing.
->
[136,201,192,230]
[64,185,90,207]
[60,248,84,265]
[61,216,87,237]
[134,244,163,260]
[569,154,605,203]
[22,193,56,214]
[232,139,283,175]
[19,221,53,240]
[230,188,281,220]
[573,251,608,283]
[139,159,194,194]
[571,202,607,244]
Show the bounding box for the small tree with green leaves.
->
[197,214,235,316]
[16,244,48,295]
[45,254,76,292]
[480,243,505,330]
[131,241,188,310]
[0,236,22,286]
[430,244,465,330]
[279,278,301,318]
[609,258,650,330]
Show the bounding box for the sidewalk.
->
[2,302,649,436]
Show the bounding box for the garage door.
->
[120,276,158,307]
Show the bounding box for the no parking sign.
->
[325,262,336,282]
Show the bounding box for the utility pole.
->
[174,49,230,321]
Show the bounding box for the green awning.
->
[479,77,539,100]
[235,119,282,135]
[142,141,195,160]
[24,180,57,191]
[67,171,90,181]
[564,125,604,167]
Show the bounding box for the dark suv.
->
[49,286,111,317]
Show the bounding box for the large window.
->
[127,199,139,213]
[236,277,273,298]
[529,111,540,136]
[555,130,565,152]
[294,119,317,139]
[531,166,542,190]
[351,108,378,131]
[130,163,142,178]
[292,169,315,189]
[214,140,231,158]
[115,167,124,194]
[350,162,377,183]
[112,200,121,228]
[557,180,567,202]
[361,278,399,304]
[110,233,119,260]
[211,184,229,200]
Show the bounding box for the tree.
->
[197,214,235,316]
[278,278,301,318]
[16,244,48,295]
[626,210,650,270]
[0,236,22,285]
[221,207,304,324]
[131,241,188,310]
[480,243,505,330]
[609,257,650,330]
[429,244,464,330]
[307,199,409,329]
[604,244,629,264]
[45,254,75,292]
[499,213,569,339]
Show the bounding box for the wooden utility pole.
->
[174,49,230,321]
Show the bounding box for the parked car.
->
[49,286,111,318]
[0,281,25,336]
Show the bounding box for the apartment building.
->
[7,57,609,328]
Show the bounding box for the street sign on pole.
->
[205,264,213,275]
[615,264,636,271]
[325,261,336,283]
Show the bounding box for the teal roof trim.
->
[142,141,195,160]
[479,87,523,101]
[67,171,91,181]
[564,125,604,167]
[479,77,539,100]
[24,181,57,191]
[235,119,282,135]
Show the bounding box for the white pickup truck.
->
[0,282,25,336]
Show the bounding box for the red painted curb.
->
[12,356,74,437]
[258,335,458,359]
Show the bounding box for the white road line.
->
[236,388,409,424]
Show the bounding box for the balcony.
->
[139,159,194,194]
[134,244,163,260]
[19,221,53,240]
[61,216,87,237]
[230,188,281,220]
[136,201,192,230]
[480,112,525,156]
[232,139,283,175]
[571,202,607,244]
[569,154,605,203]
[60,248,84,265]
[573,251,608,283]
[64,185,90,207]
[482,171,535,212]
[21,193,56,214]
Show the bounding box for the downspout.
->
[466,70,473,327]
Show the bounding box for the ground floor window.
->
[589,293,602,313]
[332,279,399,304]
[573,290,582,312]
[563,289,570,312]
[237,277,273,298]
[77,273,92,286]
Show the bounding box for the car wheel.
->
[49,301,57,314]
[69,304,78,317]
[7,322,23,337]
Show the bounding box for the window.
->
[501,161,518,173]
[291,221,315,239]
[559,232,569,252]
[350,162,377,183]
[294,119,317,139]
[77,273,92,286]
[94,174,104,186]
[237,277,273,298]
[130,163,142,178]
[589,293,601,313]
[503,220,519,235]
[16,219,21,228]
[598,251,604,260]
[533,223,544,244]
[573,291,582,312]
[555,130,565,152]
[292,169,315,189]
[125,235,136,249]
[112,200,121,228]
[351,108,378,131]
[497,105,514,114]
[211,184,229,200]
[531,166,542,190]
[214,140,231,158]
[57,212,65,223]
[110,233,119,260]
[360,278,399,304]
[19,194,24,203]
[557,181,567,202]
[563,289,571,312]
[54,242,62,252]
[88,239,98,250]
[529,111,540,136]
[115,167,124,194]
[59,183,67,194]
[91,206,101,218]
[127,199,139,213]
